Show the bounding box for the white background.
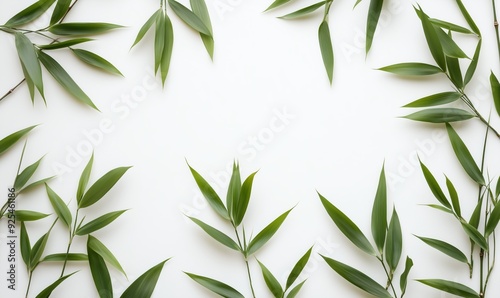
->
[1,0,500,297]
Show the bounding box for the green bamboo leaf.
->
[154,12,166,74]
[386,208,402,271]
[50,0,72,25]
[278,2,326,20]
[445,176,461,217]
[379,62,442,76]
[319,193,376,256]
[14,156,44,190]
[455,0,480,36]
[265,0,294,12]
[286,246,313,289]
[469,197,483,229]
[318,21,334,84]
[39,38,94,50]
[71,49,123,76]
[485,200,500,237]
[120,259,169,298]
[191,0,214,59]
[87,238,112,298]
[429,18,474,34]
[79,166,131,208]
[404,92,461,108]
[76,210,127,236]
[187,217,240,251]
[227,162,241,221]
[16,210,50,221]
[496,177,500,199]
[88,235,126,276]
[45,184,72,228]
[233,171,257,226]
[414,6,446,71]
[186,272,245,298]
[77,153,94,203]
[404,108,475,123]
[365,0,383,54]
[0,126,36,155]
[446,56,463,89]
[160,14,174,85]
[187,163,229,220]
[419,161,451,208]
[37,50,99,110]
[446,123,485,185]
[286,280,307,298]
[417,279,480,298]
[490,72,500,117]
[30,232,50,270]
[354,0,363,8]
[257,260,283,298]
[35,272,77,298]
[371,166,387,254]
[416,236,469,264]
[424,204,454,214]
[20,176,55,194]
[461,221,488,251]
[41,253,88,262]
[321,256,392,298]
[465,40,481,86]
[5,0,56,27]
[168,0,211,36]
[132,10,161,48]
[48,22,123,36]
[20,222,31,267]
[15,33,44,97]
[400,257,413,297]
[435,28,469,59]
[21,62,36,103]
[246,208,293,256]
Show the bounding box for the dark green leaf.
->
[48,23,123,36]
[386,208,402,271]
[365,0,383,54]
[318,21,334,84]
[417,279,479,298]
[154,12,165,74]
[465,40,481,86]
[16,210,50,221]
[496,177,500,199]
[257,260,283,298]
[379,62,442,76]
[0,126,36,155]
[469,196,483,229]
[41,253,88,262]
[45,184,72,228]
[435,28,468,59]
[404,92,461,108]
[286,246,313,289]
[168,0,211,36]
[265,0,294,12]
[14,156,43,190]
[445,176,461,217]
[186,272,245,298]
[72,49,123,76]
[188,217,240,251]
[191,0,214,59]
[414,6,446,70]
[79,166,131,208]
[319,193,376,256]
[120,259,169,298]
[233,171,257,226]
[15,33,44,97]
[77,153,93,203]
[30,232,50,270]
[20,222,31,267]
[246,208,293,256]
[485,200,500,237]
[39,38,94,50]
[87,237,112,298]
[21,62,36,103]
[50,0,72,25]
[455,0,480,36]
[400,257,413,296]
[419,161,451,208]
[35,272,77,298]
[446,123,485,185]
[446,56,463,89]
[490,72,500,117]
[286,280,307,298]
[461,221,488,251]
[76,210,127,235]
[160,14,174,85]
[187,163,229,220]
[416,236,469,264]
[429,18,474,34]
[88,235,126,276]
[278,2,326,20]
[404,108,475,123]
[5,0,56,27]
[321,256,392,298]
[37,50,98,110]
[227,162,241,221]
[371,165,387,254]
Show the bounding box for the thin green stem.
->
[377,256,398,298]
[60,209,79,277]
[245,260,257,298]
[232,224,256,298]
[323,0,334,21]
[493,0,500,67]
[25,271,33,298]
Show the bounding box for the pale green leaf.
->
[79,166,131,208]
[403,92,461,108]
[418,279,479,298]
[5,0,56,27]
[45,184,72,228]
[279,2,326,20]
[48,23,123,36]
[168,0,211,36]
[71,49,123,76]
[379,62,442,76]
[186,273,245,298]
[404,108,475,123]
[318,21,334,84]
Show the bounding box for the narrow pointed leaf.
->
[21,62,36,103]
[429,18,474,34]
[404,108,474,123]
[38,38,94,50]
[257,260,283,298]
[20,222,31,267]
[365,0,383,54]
[490,72,500,117]
[5,0,56,27]
[278,2,326,20]
[234,171,257,226]
[419,161,451,208]
[188,217,240,250]
[286,246,313,289]
[415,7,446,70]
[265,0,293,12]
[416,236,468,264]
[371,166,387,253]
[461,221,488,251]
[14,156,43,190]
[79,166,131,208]
[319,193,376,256]
[496,177,500,199]
[71,49,122,76]
[318,21,334,84]
[50,0,72,25]
[403,92,461,108]
[227,162,241,220]
[30,232,50,269]
[400,257,413,296]
[286,280,307,298]
[87,238,113,298]
[45,184,72,228]
[0,126,36,155]
[469,197,483,229]
[42,253,88,262]
[168,0,211,36]
[485,200,500,237]
[186,273,245,298]
[35,272,77,298]
[455,0,480,36]
[446,176,461,217]
[77,153,94,202]
[187,164,229,220]
[191,0,214,59]
[321,256,392,298]
[386,208,402,271]
[417,279,479,298]
[76,210,127,235]
[424,204,454,214]
[87,235,126,277]
[132,10,161,48]
[446,123,485,185]
[160,14,174,85]
[20,176,55,194]
[379,62,442,76]
[247,208,293,256]
[120,259,169,298]
[435,28,468,59]
[465,40,481,85]
[48,23,122,36]
[16,210,50,221]
[15,33,44,97]
[37,50,98,110]
[446,56,463,89]
[154,12,166,73]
